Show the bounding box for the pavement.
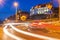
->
[3,22,60,40]
[0,18,60,40]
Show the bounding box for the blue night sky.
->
[0,0,58,20]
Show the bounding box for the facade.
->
[7,10,29,21]
[30,3,53,16]
[30,7,52,16]
[30,3,53,19]
[17,10,30,21]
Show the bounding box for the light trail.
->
[3,25,25,40]
[4,23,29,25]
[10,23,59,40]
[3,23,59,40]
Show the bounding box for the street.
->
[0,22,60,40]
[0,0,60,40]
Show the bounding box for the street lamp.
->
[58,0,60,21]
[13,2,18,22]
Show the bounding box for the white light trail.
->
[3,23,59,40]
[10,23,58,40]
[3,25,25,40]
[4,23,29,26]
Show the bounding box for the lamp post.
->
[18,10,21,20]
[58,0,60,21]
[14,2,18,22]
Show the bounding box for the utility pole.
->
[58,0,60,21]
[13,2,18,22]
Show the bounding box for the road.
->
[2,22,60,40]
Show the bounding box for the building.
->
[17,10,30,21]
[30,3,53,20]
[8,10,30,21]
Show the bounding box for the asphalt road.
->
[2,22,60,40]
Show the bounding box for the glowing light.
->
[3,24,25,40]
[14,2,18,7]
[0,0,3,4]
[0,0,5,7]
[3,23,58,40]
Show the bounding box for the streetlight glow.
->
[0,0,5,7]
[14,2,18,7]
[0,0,3,4]
[0,0,4,5]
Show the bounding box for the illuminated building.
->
[17,10,29,21]
[30,3,53,15]
[30,3,53,19]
